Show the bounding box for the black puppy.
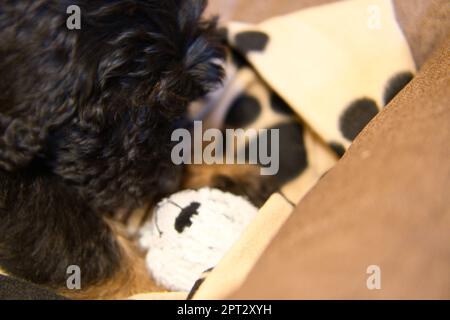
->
[0,0,225,297]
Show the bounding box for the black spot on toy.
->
[235,31,269,54]
[174,202,201,233]
[339,98,379,141]
[225,94,262,127]
[329,142,346,158]
[270,92,295,115]
[384,71,414,105]
[251,121,308,186]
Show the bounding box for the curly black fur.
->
[0,0,224,288]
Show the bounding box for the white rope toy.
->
[139,188,258,292]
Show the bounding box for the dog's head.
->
[0,0,224,212]
[76,0,224,117]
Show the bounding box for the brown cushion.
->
[230,36,450,299]
[394,0,450,68]
[0,275,66,300]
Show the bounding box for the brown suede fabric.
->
[230,37,450,299]
[394,0,450,68]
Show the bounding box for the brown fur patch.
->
[58,221,162,300]
[183,164,277,207]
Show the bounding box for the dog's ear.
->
[177,0,208,29]
[154,0,224,109]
